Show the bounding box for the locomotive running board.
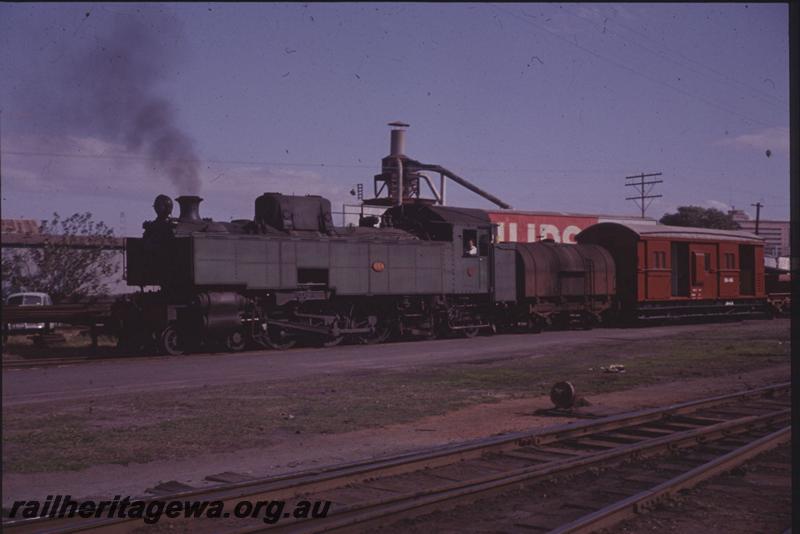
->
[449,323,491,330]
[265,319,372,336]
[265,319,330,335]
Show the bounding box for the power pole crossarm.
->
[625,172,663,218]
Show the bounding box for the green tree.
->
[1,253,15,301]
[659,206,741,230]
[3,212,120,303]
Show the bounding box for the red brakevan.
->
[576,222,766,319]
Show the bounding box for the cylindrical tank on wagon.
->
[513,241,615,300]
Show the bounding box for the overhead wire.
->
[560,6,788,112]
[2,149,781,179]
[493,6,772,127]
[571,6,788,108]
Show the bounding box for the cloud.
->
[2,134,167,198]
[717,127,789,154]
[2,133,351,222]
[703,199,732,212]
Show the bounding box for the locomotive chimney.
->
[388,121,409,157]
[176,195,203,222]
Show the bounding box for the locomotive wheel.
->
[353,315,392,345]
[251,320,295,351]
[423,319,442,340]
[360,325,392,345]
[359,324,391,345]
[158,326,185,356]
[225,330,247,352]
[461,326,480,338]
[526,317,543,333]
[266,338,296,350]
[262,325,296,351]
[581,314,598,330]
[322,335,345,348]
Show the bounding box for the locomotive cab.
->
[382,204,496,296]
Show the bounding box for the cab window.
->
[478,232,490,256]
[463,229,478,257]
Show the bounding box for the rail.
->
[550,426,791,533]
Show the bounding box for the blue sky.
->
[0,3,789,235]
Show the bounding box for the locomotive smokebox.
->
[176,195,203,222]
[388,121,409,157]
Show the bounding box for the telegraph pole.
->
[625,172,663,218]
[751,202,763,235]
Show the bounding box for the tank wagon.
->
[117,124,767,355]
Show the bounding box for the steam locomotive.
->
[117,125,767,355]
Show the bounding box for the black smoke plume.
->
[25,10,202,194]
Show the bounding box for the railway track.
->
[2,382,789,534]
[3,357,106,369]
[1,353,163,370]
[545,427,790,533]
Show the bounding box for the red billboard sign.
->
[487,212,599,244]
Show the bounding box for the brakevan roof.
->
[577,222,764,244]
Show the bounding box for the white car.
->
[4,292,53,334]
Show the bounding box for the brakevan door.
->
[689,244,718,299]
[717,242,740,298]
[670,242,689,297]
[644,240,671,300]
[739,244,755,296]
